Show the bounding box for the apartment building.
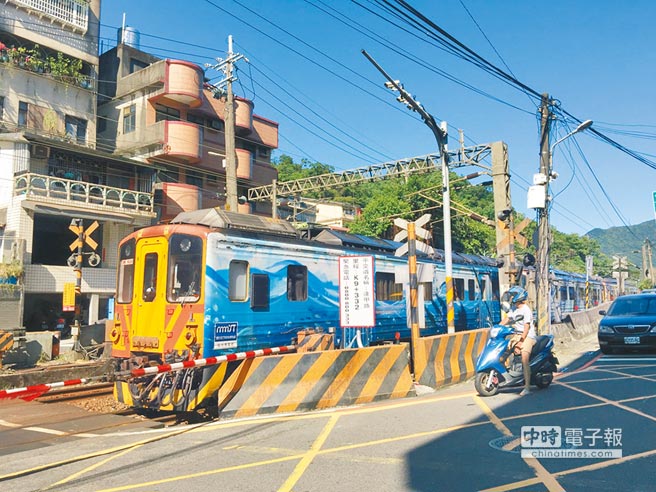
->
[0,1,280,331]
[97,39,279,220]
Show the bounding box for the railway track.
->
[33,382,207,426]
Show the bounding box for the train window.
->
[142,253,158,302]
[117,239,135,303]
[481,279,488,300]
[168,234,202,303]
[420,281,432,300]
[251,274,270,309]
[376,272,403,301]
[287,265,308,301]
[229,260,249,301]
[454,278,465,301]
[468,279,476,301]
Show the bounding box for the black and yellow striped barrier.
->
[218,344,415,419]
[413,328,488,389]
[0,330,13,368]
[0,330,13,353]
[296,329,334,352]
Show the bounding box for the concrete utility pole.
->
[612,255,629,294]
[535,94,553,336]
[533,96,593,333]
[491,142,515,294]
[206,35,245,212]
[362,49,455,333]
[224,36,239,212]
[641,239,654,286]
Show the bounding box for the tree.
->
[272,155,612,276]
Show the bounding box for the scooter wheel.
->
[535,372,553,389]
[475,371,499,397]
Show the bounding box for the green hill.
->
[586,220,656,267]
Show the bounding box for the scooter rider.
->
[500,286,536,396]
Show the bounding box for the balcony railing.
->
[8,0,89,33]
[14,173,155,215]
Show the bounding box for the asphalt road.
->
[1,335,655,492]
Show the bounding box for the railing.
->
[8,0,89,33]
[14,173,155,214]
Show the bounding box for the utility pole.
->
[535,94,553,336]
[612,255,628,294]
[206,35,245,212]
[642,239,654,286]
[362,49,456,333]
[491,142,514,294]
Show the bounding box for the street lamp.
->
[550,120,593,156]
[362,49,457,334]
[534,118,593,334]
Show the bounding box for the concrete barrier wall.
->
[412,328,488,390]
[218,343,415,419]
[546,303,610,340]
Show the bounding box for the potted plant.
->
[0,260,23,284]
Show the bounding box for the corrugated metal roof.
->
[171,208,299,237]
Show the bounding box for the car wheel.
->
[600,346,613,355]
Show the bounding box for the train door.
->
[133,237,167,344]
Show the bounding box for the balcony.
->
[235,98,253,135]
[236,148,253,180]
[147,120,201,164]
[118,59,203,108]
[7,0,89,33]
[14,173,156,220]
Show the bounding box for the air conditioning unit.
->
[31,145,49,159]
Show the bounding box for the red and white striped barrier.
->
[0,377,97,401]
[0,345,296,402]
[117,345,296,378]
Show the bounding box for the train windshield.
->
[167,234,202,303]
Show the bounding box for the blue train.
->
[111,208,502,369]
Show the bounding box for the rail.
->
[14,172,155,214]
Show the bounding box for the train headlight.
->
[185,330,197,345]
[180,238,192,252]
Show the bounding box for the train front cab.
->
[111,228,225,412]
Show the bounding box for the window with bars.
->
[122,104,136,134]
[18,101,28,127]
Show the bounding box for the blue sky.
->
[100,0,656,236]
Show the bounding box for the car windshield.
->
[607,297,656,316]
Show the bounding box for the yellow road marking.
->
[91,418,494,491]
[95,455,304,492]
[278,414,339,492]
[597,368,656,382]
[558,380,656,423]
[474,396,565,492]
[48,445,144,488]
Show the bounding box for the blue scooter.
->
[474,316,559,397]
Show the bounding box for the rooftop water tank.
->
[117,26,140,49]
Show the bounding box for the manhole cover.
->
[489,435,521,453]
